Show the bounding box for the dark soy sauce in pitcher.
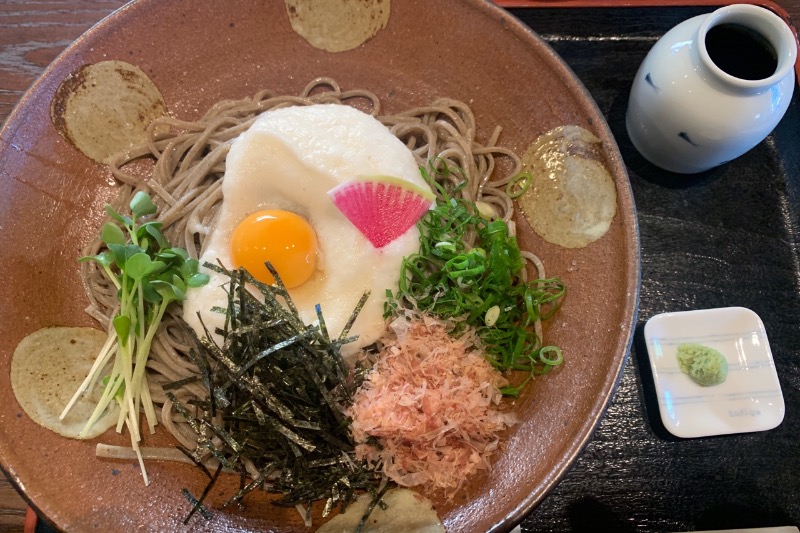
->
[705,23,779,80]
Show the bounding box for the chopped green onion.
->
[505,170,532,198]
[539,346,564,366]
[387,163,565,394]
[475,201,498,220]
[484,305,501,327]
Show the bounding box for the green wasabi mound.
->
[677,343,729,387]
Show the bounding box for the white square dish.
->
[643,307,785,438]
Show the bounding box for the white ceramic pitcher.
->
[626,4,797,174]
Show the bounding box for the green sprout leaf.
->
[187,272,210,288]
[113,315,131,345]
[105,205,132,227]
[107,243,144,270]
[151,279,185,303]
[63,191,210,483]
[180,258,200,278]
[101,222,126,246]
[130,190,158,219]
[139,221,169,250]
[141,280,162,304]
[125,253,153,281]
[78,250,114,268]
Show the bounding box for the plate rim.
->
[0,0,642,531]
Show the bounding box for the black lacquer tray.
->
[507,4,800,532]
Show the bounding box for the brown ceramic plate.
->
[0,0,639,531]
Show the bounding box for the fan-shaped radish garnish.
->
[328,176,435,248]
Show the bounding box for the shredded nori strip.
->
[176,262,381,522]
[176,445,213,479]
[161,375,200,391]
[181,474,217,524]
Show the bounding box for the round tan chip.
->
[11,326,118,439]
[518,125,618,249]
[285,0,390,53]
[318,488,445,532]
[50,60,167,164]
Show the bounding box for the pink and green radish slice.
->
[328,176,435,248]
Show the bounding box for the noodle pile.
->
[81,77,545,462]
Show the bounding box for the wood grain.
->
[0,482,26,533]
[1,1,798,532]
[0,1,126,125]
[1,4,127,529]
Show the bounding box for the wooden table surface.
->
[1,1,798,532]
[1,8,129,533]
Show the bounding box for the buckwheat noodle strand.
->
[85,77,543,463]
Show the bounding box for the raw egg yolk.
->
[231,210,318,288]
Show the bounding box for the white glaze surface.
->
[626,4,797,174]
[644,307,785,438]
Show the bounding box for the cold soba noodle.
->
[81,77,549,466]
